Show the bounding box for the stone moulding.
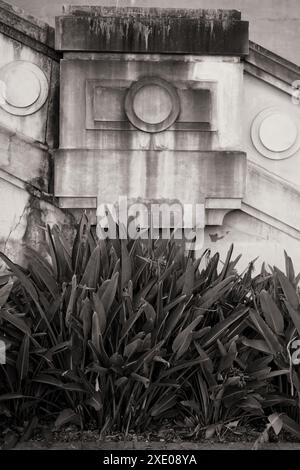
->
[55,7,249,56]
[124,77,181,133]
[0,0,60,61]
[62,7,242,21]
[0,61,49,117]
[54,149,247,227]
[58,197,242,227]
[247,41,300,86]
[244,41,300,96]
[54,150,246,200]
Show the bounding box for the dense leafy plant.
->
[1,215,300,445]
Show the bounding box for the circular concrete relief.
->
[125,77,180,133]
[0,61,49,116]
[251,108,300,160]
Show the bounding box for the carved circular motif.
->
[251,107,300,160]
[0,61,49,116]
[125,77,180,133]
[133,85,173,124]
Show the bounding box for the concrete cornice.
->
[0,1,299,79]
[55,7,249,55]
[62,6,242,20]
[245,41,300,95]
[0,0,61,61]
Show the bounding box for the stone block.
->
[55,7,249,56]
[54,149,247,204]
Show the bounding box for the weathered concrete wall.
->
[205,210,300,274]
[0,0,74,267]
[6,0,300,65]
[0,177,74,264]
[205,43,300,273]
[58,56,244,151]
[2,0,300,277]
[243,74,300,188]
[54,7,247,238]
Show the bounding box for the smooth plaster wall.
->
[5,0,300,65]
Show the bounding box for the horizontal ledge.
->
[54,149,247,202]
[58,197,243,211]
[55,149,245,156]
[55,16,249,55]
[62,53,241,63]
[205,198,242,210]
[62,7,242,20]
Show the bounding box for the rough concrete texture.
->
[58,55,244,151]
[1,1,300,274]
[5,0,300,65]
[0,0,54,47]
[55,8,247,236]
[55,150,247,203]
[0,0,74,267]
[55,8,249,55]
[0,177,75,266]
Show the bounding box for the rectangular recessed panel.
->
[178,89,211,124]
[86,79,133,130]
[93,86,127,122]
[86,79,218,132]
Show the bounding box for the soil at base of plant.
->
[1,419,300,449]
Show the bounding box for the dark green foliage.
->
[1,216,300,441]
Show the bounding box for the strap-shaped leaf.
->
[260,290,284,335]
[16,334,30,383]
[202,308,248,348]
[0,309,30,335]
[249,309,283,355]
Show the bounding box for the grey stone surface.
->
[0,0,60,60]
[1,1,300,274]
[4,0,300,65]
[0,0,74,266]
[55,7,249,55]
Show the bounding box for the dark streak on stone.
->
[55,8,249,56]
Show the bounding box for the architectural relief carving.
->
[55,7,247,228]
[0,61,49,116]
[85,73,218,135]
[125,77,180,133]
[251,107,300,160]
